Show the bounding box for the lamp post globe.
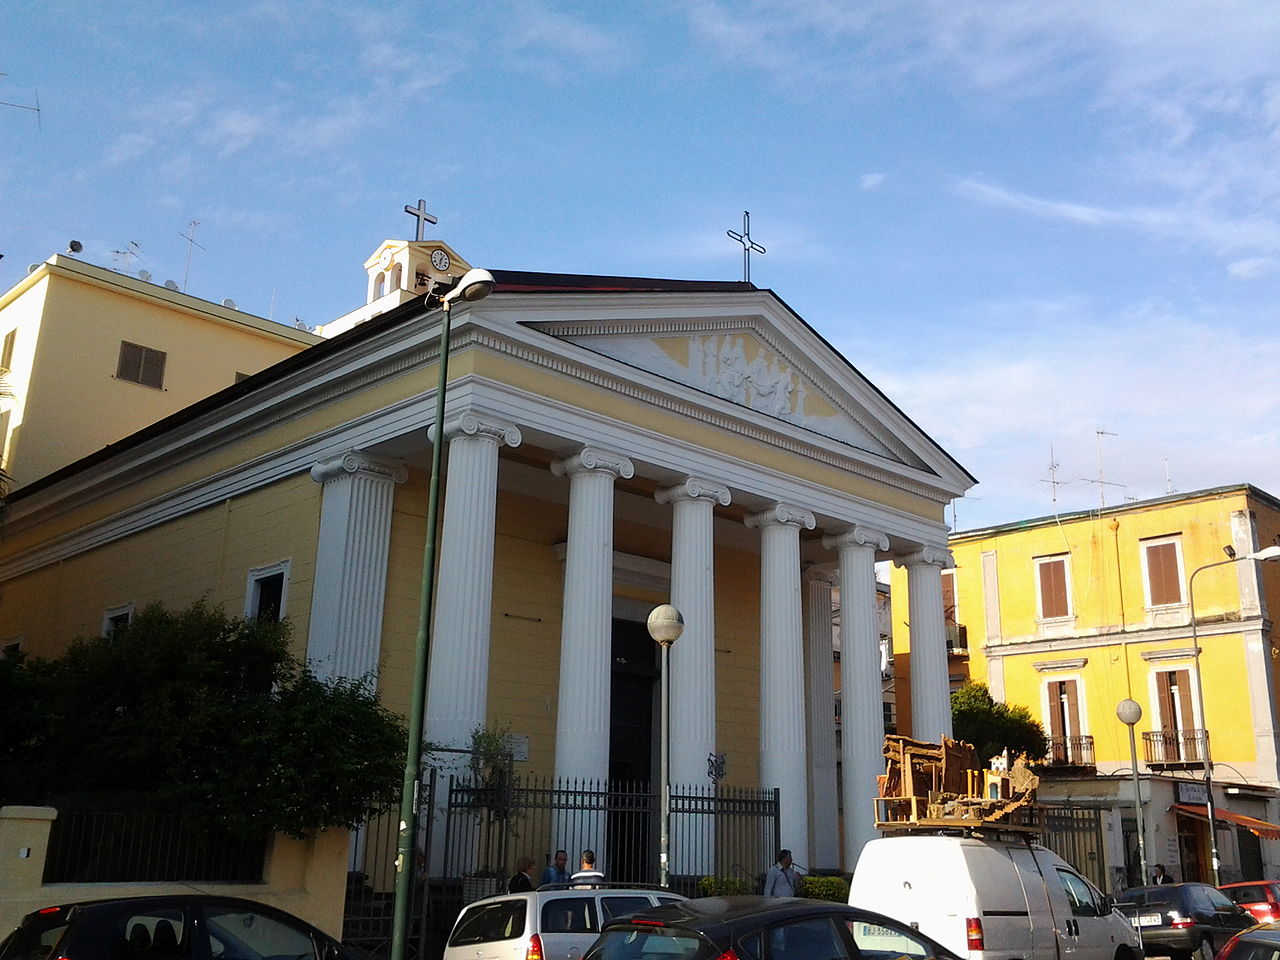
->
[647,603,684,647]
[1117,699,1142,727]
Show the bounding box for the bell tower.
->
[363,239,472,306]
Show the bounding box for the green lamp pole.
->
[390,269,496,960]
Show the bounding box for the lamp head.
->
[441,267,495,306]
[1248,545,1280,563]
[1116,698,1143,726]
[646,604,685,647]
[1224,545,1237,560]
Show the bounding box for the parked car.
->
[1219,882,1280,924]
[583,895,963,960]
[1115,883,1255,960]
[848,834,1143,960]
[443,884,686,960]
[0,894,368,960]
[1213,917,1280,960]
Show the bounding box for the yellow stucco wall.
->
[1,262,313,488]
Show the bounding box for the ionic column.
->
[552,447,635,783]
[803,567,839,871]
[307,451,408,685]
[825,525,889,868]
[746,502,815,863]
[424,413,522,754]
[897,546,955,742]
[657,476,730,876]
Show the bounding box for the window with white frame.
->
[1045,678,1083,763]
[246,560,290,622]
[941,569,967,651]
[1154,667,1200,762]
[102,603,134,637]
[1035,554,1072,620]
[1141,536,1185,608]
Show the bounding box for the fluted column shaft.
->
[656,478,731,788]
[552,447,635,782]
[803,569,839,870]
[307,451,408,685]
[424,414,522,753]
[899,546,955,742]
[826,525,889,868]
[747,502,815,862]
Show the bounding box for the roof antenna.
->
[1081,430,1124,508]
[1163,458,1176,495]
[178,219,205,292]
[1041,443,1068,511]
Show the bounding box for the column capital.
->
[310,450,408,485]
[551,445,635,480]
[823,524,889,552]
[444,411,522,447]
[802,563,838,586]
[894,545,954,569]
[745,502,815,531]
[655,476,731,507]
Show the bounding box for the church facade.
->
[0,241,973,875]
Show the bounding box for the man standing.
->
[541,849,570,887]
[508,857,535,893]
[763,849,800,897]
[570,849,605,887]
[1152,864,1175,885]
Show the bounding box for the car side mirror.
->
[1102,895,1116,914]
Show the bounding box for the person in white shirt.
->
[570,849,604,887]
[763,849,799,897]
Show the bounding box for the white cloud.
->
[860,173,886,191]
[1227,257,1278,280]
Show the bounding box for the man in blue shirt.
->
[541,849,570,886]
[763,849,799,897]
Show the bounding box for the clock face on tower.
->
[431,249,450,272]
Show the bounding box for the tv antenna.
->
[178,220,205,292]
[1040,443,1069,510]
[1081,429,1124,508]
[110,241,142,273]
[0,73,41,129]
[1163,458,1176,495]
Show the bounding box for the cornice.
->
[982,617,1269,660]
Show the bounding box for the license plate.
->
[1137,914,1162,927]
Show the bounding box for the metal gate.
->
[1041,804,1106,890]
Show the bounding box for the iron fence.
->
[443,775,780,893]
[1040,804,1106,891]
[43,810,266,883]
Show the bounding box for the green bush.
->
[800,875,850,902]
[696,875,755,897]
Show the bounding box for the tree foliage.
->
[0,601,407,838]
[951,682,1048,764]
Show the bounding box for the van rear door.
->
[1004,846,1062,960]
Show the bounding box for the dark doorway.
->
[608,617,657,882]
[1239,825,1264,880]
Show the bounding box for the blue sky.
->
[4,2,1280,531]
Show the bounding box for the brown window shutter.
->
[139,347,166,388]
[1147,541,1182,605]
[117,341,144,381]
[1039,559,1068,619]
[1158,671,1177,732]
[1065,679,1080,737]
[1047,681,1065,739]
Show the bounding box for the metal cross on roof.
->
[404,199,438,242]
[727,211,766,283]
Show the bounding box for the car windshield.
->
[587,928,714,960]
[1118,890,1177,908]
[1226,887,1269,904]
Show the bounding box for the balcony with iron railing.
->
[1142,729,1208,768]
[1041,735,1095,772]
[946,622,968,655]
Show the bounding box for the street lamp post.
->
[1187,544,1280,887]
[1116,698,1148,885]
[391,269,497,960]
[647,603,685,888]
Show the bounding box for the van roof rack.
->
[873,735,1042,834]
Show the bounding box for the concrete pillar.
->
[898,546,955,741]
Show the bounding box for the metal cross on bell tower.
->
[727,211,766,283]
[404,198,438,242]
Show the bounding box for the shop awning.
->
[1172,803,1280,839]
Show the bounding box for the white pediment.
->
[543,320,924,469]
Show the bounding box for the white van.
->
[848,835,1143,960]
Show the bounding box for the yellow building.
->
[911,486,1280,890]
[0,237,975,932]
[0,254,319,489]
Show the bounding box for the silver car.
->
[445,886,687,960]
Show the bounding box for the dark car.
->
[1214,917,1280,960]
[1116,883,1255,960]
[582,895,963,960]
[1219,882,1280,924]
[0,894,368,960]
